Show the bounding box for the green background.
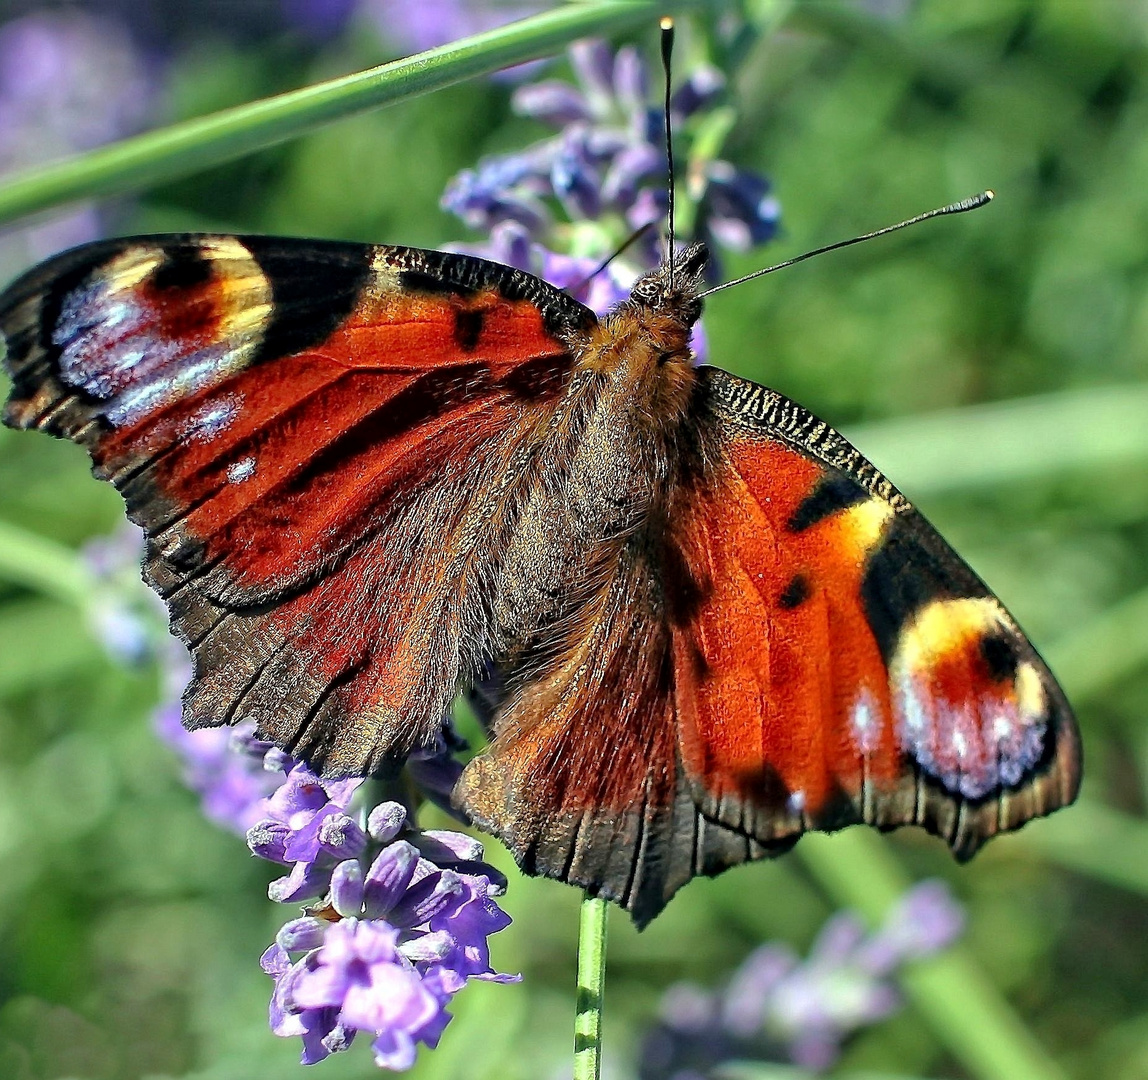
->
[1,2,1147,1078]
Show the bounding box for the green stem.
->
[0,1,690,226]
[573,893,609,1080]
[0,519,97,611]
[798,830,1067,1080]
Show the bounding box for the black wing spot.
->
[453,309,486,352]
[244,237,371,363]
[980,632,1020,681]
[779,573,810,609]
[788,475,869,532]
[861,513,991,664]
[150,247,213,292]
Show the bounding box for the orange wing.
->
[458,367,1080,926]
[2,235,595,774]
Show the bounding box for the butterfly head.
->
[628,241,709,328]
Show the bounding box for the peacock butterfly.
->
[0,224,1080,926]
[0,13,1081,923]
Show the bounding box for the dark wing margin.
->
[1,235,595,776]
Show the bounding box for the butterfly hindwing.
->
[458,366,1080,926]
[1,235,595,773]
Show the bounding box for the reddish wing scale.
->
[459,367,1081,926]
[1,235,594,773]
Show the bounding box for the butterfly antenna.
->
[698,190,995,298]
[660,16,676,290]
[570,222,658,295]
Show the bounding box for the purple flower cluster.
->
[81,525,515,1071]
[639,881,965,1078]
[256,789,515,1068]
[442,39,780,319]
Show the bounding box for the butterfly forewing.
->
[681,369,1079,849]
[1,235,595,773]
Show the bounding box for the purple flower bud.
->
[247,819,291,863]
[398,929,455,964]
[416,830,485,863]
[367,800,409,843]
[602,143,663,209]
[263,746,295,773]
[277,916,329,953]
[330,859,365,917]
[389,870,464,928]
[720,944,796,1037]
[859,880,964,974]
[362,841,421,918]
[268,859,334,904]
[671,65,726,118]
[406,751,466,817]
[627,185,668,231]
[552,130,602,219]
[569,39,616,112]
[612,46,648,118]
[317,812,368,860]
[700,161,781,251]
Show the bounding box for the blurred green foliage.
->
[1,2,1148,1079]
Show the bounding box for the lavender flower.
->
[82,523,156,666]
[639,880,965,1078]
[155,702,288,834]
[441,38,780,333]
[261,800,516,1069]
[80,519,515,1071]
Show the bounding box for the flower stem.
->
[573,892,609,1080]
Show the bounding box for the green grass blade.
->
[1022,798,1148,897]
[845,383,1148,496]
[0,1,681,226]
[0,519,96,610]
[799,830,1067,1080]
[1043,584,1148,704]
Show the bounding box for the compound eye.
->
[630,276,662,306]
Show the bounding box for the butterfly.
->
[0,230,1079,927]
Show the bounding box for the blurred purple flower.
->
[639,881,964,1078]
[281,0,360,38]
[156,703,288,834]
[82,523,162,665]
[442,38,780,338]
[363,0,545,57]
[0,11,158,280]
